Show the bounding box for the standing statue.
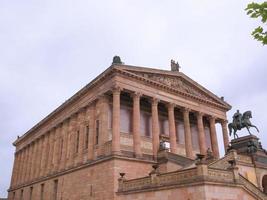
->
[228,110,259,139]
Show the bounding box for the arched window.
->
[262,175,267,194]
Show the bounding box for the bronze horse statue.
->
[228,111,259,139]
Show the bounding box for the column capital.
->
[151,97,159,106]
[167,103,175,110]
[182,107,191,114]
[220,119,228,124]
[196,111,204,118]
[208,115,217,121]
[112,86,122,94]
[131,91,142,99]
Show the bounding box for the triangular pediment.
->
[115,65,230,109]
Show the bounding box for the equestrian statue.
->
[228,110,259,139]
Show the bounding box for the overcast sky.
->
[0,0,266,197]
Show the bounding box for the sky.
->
[0,0,266,197]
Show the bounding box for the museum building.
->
[8,57,267,199]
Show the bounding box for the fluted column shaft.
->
[40,135,48,177]
[18,151,23,185]
[88,106,95,160]
[19,149,25,185]
[30,142,36,181]
[60,120,69,170]
[77,110,86,165]
[152,98,160,158]
[23,146,30,183]
[33,139,41,179]
[132,93,142,157]
[221,120,229,154]
[47,130,55,174]
[67,114,77,168]
[183,108,194,159]
[11,153,18,187]
[168,103,177,153]
[209,117,220,158]
[25,144,32,182]
[53,126,61,172]
[197,112,206,155]
[112,88,121,154]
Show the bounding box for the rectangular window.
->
[20,189,23,200]
[40,184,44,200]
[85,125,89,149]
[95,120,100,145]
[29,187,33,200]
[76,130,80,153]
[53,180,58,200]
[13,192,15,200]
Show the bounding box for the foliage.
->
[245,2,267,45]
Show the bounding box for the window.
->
[40,184,44,200]
[95,120,100,145]
[53,180,58,200]
[29,187,33,200]
[76,131,80,153]
[85,126,89,149]
[12,192,15,200]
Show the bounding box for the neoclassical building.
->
[8,58,267,199]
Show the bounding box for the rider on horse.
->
[228,109,259,139]
[233,110,242,129]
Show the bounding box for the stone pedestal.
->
[230,135,260,154]
[230,135,267,168]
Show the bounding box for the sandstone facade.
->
[7,61,267,199]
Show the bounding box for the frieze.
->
[133,72,216,102]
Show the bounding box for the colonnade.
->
[11,87,229,188]
[11,107,95,187]
[111,88,229,159]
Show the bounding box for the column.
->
[196,112,206,155]
[17,151,23,185]
[10,153,18,187]
[77,109,86,165]
[18,149,25,185]
[29,141,36,181]
[59,120,69,170]
[209,116,220,159]
[47,130,55,174]
[112,87,121,154]
[27,143,33,181]
[22,146,30,183]
[40,135,47,177]
[151,98,160,158]
[132,92,142,157]
[67,114,77,168]
[14,153,19,185]
[183,108,194,159]
[87,106,95,160]
[33,139,41,179]
[168,103,177,154]
[221,120,229,154]
[53,126,61,172]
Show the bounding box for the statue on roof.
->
[112,56,124,65]
[228,110,259,139]
[171,59,180,72]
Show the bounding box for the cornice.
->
[113,67,231,111]
[14,64,231,146]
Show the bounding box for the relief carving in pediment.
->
[133,72,215,102]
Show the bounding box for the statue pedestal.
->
[230,135,260,154]
[230,135,267,167]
